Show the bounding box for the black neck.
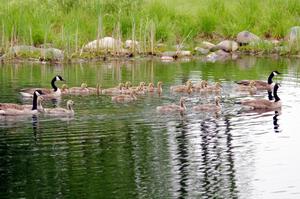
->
[267,73,274,84]
[51,77,58,91]
[267,90,274,100]
[273,86,280,102]
[32,93,38,110]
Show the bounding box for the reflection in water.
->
[273,111,280,133]
[1,58,300,198]
[175,118,189,199]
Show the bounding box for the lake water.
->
[1,57,300,198]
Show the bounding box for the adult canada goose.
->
[156,97,186,113]
[20,75,65,98]
[0,90,44,115]
[236,80,257,93]
[193,96,221,112]
[42,100,75,116]
[112,91,137,103]
[239,83,281,110]
[235,71,280,90]
[102,83,124,95]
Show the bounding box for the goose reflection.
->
[273,110,281,133]
[199,116,238,198]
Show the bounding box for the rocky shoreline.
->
[1,27,300,64]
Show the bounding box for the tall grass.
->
[0,0,300,53]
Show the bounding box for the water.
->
[1,57,300,198]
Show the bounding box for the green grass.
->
[1,0,300,55]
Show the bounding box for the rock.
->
[125,40,139,49]
[177,50,191,57]
[237,31,260,45]
[84,37,122,50]
[201,41,216,50]
[161,56,174,62]
[216,40,238,52]
[41,48,64,61]
[162,51,177,57]
[194,47,210,55]
[205,50,231,62]
[287,26,300,44]
[9,45,64,61]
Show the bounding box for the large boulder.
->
[216,40,238,52]
[84,37,122,50]
[237,31,260,45]
[9,45,64,61]
[287,26,300,44]
[205,50,231,62]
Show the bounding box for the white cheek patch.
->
[273,71,278,76]
[56,76,60,81]
[35,91,41,96]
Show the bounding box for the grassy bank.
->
[1,0,300,54]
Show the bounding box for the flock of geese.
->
[0,71,281,116]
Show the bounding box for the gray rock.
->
[9,45,64,61]
[41,48,64,61]
[162,51,177,57]
[206,50,231,62]
[216,40,238,52]
[177,50,191,57]
[237,31,260,45]
[201,41,216,50]
[194,47,210,55]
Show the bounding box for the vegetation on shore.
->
[1,0,300,58]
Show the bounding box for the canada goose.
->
[170,80,192,92]
[156,97,186,113]
[236,80,257,93]
[112,91,137,103]
[239,83,281,110]
[0,90,44,115]
[42,100,75,115]
[66,83,90,94]
[157,81,163,95]
[171,81,193,94]
[20,75,65,98]
[204,82,222,93]
[147,83,155,92]
[102,83,124,95]
[235,71,280,90]
[193,96,221,112]
[193,80,208,91]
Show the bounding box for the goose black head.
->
[272,71,281,76]
[55,75,65,81]
[34,90,44,96]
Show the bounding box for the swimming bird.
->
[235,71,280,90]
[156,97,186,113]
[102,83,124,95]
[112,91,137,103]
[193,96,221,112]
[41,100,75,116]
[20,75,65,98]
[204,82,222,93]
[239,83,281,110]
[170,80,192,92]
[171,81,193,94]
[0,90,44,115]
[236,80,257,93]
